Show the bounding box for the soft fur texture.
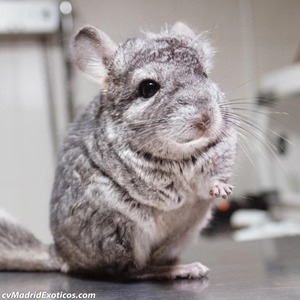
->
[0,22,237,280]
[0,210,60,271]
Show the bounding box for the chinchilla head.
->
[71,22,232,159]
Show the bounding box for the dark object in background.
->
[202,190,279,237]
[277,134,288,155]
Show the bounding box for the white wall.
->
[0,0,300,242]
[0,38,57,242]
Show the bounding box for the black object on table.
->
[0,236,299,300]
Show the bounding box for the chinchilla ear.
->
[171,22,215,74]
[71,25,117,85]
[170,22,196,39]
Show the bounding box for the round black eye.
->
[138,80,160,99]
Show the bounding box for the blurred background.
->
[0,0,300,243]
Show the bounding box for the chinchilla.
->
[0,22,237,280]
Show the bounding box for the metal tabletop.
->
[1,236,299,300]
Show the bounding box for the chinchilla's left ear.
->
[170,22,197,39]
[171,22,215,73]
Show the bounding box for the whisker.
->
[237,132,257,170]
[228,111,292,145]
[228,97,278,104]
[225,79,256,95]
[231,107,289,117]
[227,115,288,172]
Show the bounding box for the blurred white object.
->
[233,220,300,241]
[231,209,270,228]
[231,208,300,241]
[257,64,300,208]
[0,0,59,34]
[259,64,300,99]
[60,1,72,15]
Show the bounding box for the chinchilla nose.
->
[195,114,211,130]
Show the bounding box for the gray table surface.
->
[0,236,300,300]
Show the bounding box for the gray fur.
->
[0,210,60,271]
[0,22,237,279]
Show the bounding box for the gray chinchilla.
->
[0,22,237,280]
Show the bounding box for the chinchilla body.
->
[0,23,237,280]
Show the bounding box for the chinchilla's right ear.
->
[71,25,118,85]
